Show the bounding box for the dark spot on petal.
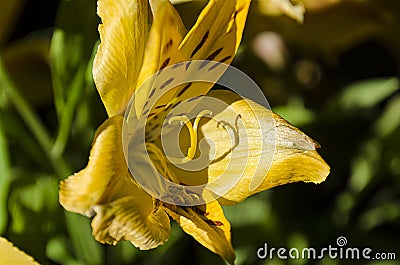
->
[149,87,156,98]
[185,61,192,71]
[207,56,232,71]
[219,55,232,63]
[172,62,182,69]
[231,6,244,19]
[163,39,174,55]
[205,220,224,226]
[160,58,171,70]
[171,101,182,109]
[160,77,175,90]
[190,206,209,216]
[177,82,192,97]
[187,95,203,102]
[214,221,223,226]
[199,48,224,69]
[155,104,167,109]
[232,6,244,20]
[191,30,209,58]
[206,48,224,61]
[166,39,173,48]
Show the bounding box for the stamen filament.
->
[168,110,212,161]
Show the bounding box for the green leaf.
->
[51,0,98,102]
[223,195,272,227]
[46,236,85,265]
[50,0,99,157]
[349,139,381,192]
[65,212,104,265]
[273,97,315,126]
[50,2,105,265]
[0,113,11,233]
[374,94,400,137]
[339,77,399,110]
[359,202,400,230]
[8,176,59,233]
[19,177,59,212]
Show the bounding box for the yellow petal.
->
[148,0,187,36]
[165,201,235,265]
[180,0,251,60]
[138,0,254,119]
[137,0,252,135]
[167,0,252,104]
[135,0,187,117]
[93,0,149,116]
[0,237,39,265]
[92,187,171,250]
[137,0,187,87]
[60,115,170,249]
[59,115,127,216]
[200,90,330,205]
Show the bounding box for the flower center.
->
[168,110,212,161]
[145,110,212,183]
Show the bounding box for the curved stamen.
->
[168,110,212,161]
[145,110,213,184]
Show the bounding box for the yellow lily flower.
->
[59,0,329,264]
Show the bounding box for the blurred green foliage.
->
[0,0,399,264]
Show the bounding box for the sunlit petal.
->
[60,115,170,249]
[165,201,235,265]
[0,237,39,265]
[135,0,252,122]
[200,90,330,205]
[148,0,187,36]
[92,188,171,250]
[137,0,186,87]
[135,0,187,117]
[93,0,149,116]
[59,116,127,216]
[180,0,250,60]
[154,0,253,109]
